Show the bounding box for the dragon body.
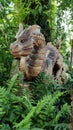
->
[10,24,68,83]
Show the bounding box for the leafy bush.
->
[0,73,71,130]
[0,0,17,86]
[11,0,56,42]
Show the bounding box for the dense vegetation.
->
[0,73,71,130]
[0,0,73,130]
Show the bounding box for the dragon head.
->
[10,24,41,58]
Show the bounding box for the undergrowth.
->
[0,72,71,130]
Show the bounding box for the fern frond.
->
[53,103,71,123]
[16,107,36,129]
[15,92,63,129]
[7,73,18,92]
[0,87,8,118]
[54,123,70,130]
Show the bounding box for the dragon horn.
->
[15,23,23,38]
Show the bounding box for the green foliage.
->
[11,0,57,42]
[0,73,33,130]
[29,73,58,101]
[0,0,17,86]
[56,0,73,59]
[0,73,71,130]
[16,93,63,129]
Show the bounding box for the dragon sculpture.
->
[10,24,68,84]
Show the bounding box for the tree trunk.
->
[70,39,73,130]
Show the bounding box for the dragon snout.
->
[10,43,19,52]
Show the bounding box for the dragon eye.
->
[21,39,25,43]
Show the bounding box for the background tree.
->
[56,0,73,61]
[12,0,57,42]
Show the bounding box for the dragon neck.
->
[19,44,46,80]
[27,45,46,78]
[19,32,46,80]
[19,56,28,73]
